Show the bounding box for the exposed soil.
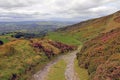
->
[64,51,80,80]
[33,51,80,80]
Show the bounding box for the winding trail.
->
[64,51,80,80]
[33,51,80,80]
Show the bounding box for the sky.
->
[0,0,120,22]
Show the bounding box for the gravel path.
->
[33,57,61,80]
[33,51,80,80]
[64,51,80,80]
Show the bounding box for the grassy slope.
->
[0,37,75,80]
[47,11,120,80]
[0,40,48,80]
[0,35,13,43]
[47,11,120,44]
[77,28,120,80]
[46,32,81,45]
[0,38,9,43]
[74,59,89,80]
[46,60,66,80]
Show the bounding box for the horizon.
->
[0,10,119,23]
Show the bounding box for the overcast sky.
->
[0,0,120,22]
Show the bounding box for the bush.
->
[31,39,76,58]
[0,40,3,45]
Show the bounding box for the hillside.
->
[77,28,120,80]
[47,11,120,80]
[47,11,120,44]
[0,10,120,80]
[0,38,75,80]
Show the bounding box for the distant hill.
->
[0,21,75,34]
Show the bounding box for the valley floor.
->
[33,50,88,80]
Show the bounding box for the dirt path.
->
[33,57,61,80]
[33,51,80,80]
[64,51,80,80]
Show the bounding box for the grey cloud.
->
[0,0,119,21]
[0,0,48,9]
[0,0,29,9]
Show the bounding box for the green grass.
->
[46,59,66,80]
[47,25,104,45]
[47,32,81,45]
[0,38,9,43]
[0,40,49,80]
[74,59,89,80]
[0,33,15,43]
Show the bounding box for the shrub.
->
[31,39,76,58]
[0,40,3,45]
